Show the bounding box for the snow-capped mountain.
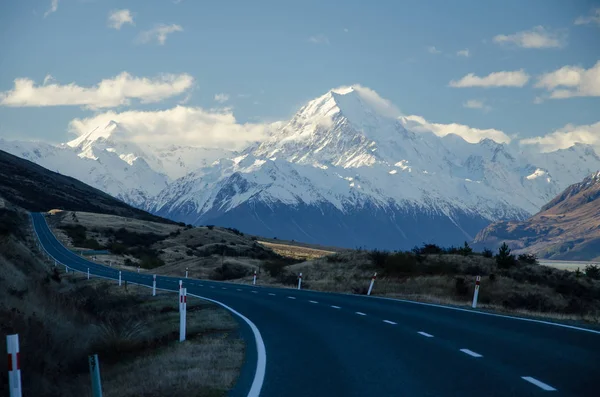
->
[2,86,599,249]
[0,120,233,207]
[147,87,600,249]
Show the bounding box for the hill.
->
[0,149,173,224]
[474,171,600,260]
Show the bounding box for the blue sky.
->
[0,0,599,151]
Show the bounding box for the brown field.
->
[257,240,336,260]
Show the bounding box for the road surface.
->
[31,213,600,396]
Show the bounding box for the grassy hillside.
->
[0,149,174,224]
[0,201,244,396]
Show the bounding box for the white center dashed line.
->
[251,291,258,294]
[210,286,215,289]
[460,349,483,358]
[521,377,556,391]
[383,320,397,325]
[236,289,242,291]
[268,293,276,296]
[331,305,341,309]
[418,331,434,338]
[355,312,367,316]
[199,284,204,287]
[309,300,318,304]
[221,287,227,290]
[287,296,296,300]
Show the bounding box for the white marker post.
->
[6,334,22,397]
[118,271,122,286]
[54,260,57,267]
[185,268,189,279]
[87,268,90,280]
[179,288,187,342]
[65,264,69,273]
[297,272,302,290]
[367,272,377,296]
[88,354,103,397]
[137,266,140,273]
[472,275,481,308]
[152,275,157,297]
[179,280,183,312]
[253,270,257,285]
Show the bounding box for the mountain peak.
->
[67,120,120,148]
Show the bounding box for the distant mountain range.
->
[2,86,600,249]
[474,171,600,261]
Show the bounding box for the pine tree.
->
[496,242,516,269]
[459,241,473,256]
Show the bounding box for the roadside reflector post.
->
[65,264,68,273]
[298,272,302,290]
[87,268,90,280]
[253,270,257,285]
[472,275,481,308]
[6,334,22,397]
[179,288,187,342]
[152,275,157,296]
[137,266,140,273]
[185,268,189,278]
[118,271,122,286]
[367,272,377,296]
[54,260,57,267]
[88,354,103,397]
[179,280,183,312]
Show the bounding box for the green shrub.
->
[454,277,469,296]
[496,243,517,269]
[585,265,600,280]
[211,262,250,280]
[482,248,494,258]
[458,241,473,256]
[518,253,539,265]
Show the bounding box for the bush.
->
[455,277,469,296]
[412,243,443,255]
[482,248,494,258]
[496,242,517,269]
[0,209,23,237]
[139,255,165,269]
[458,241,473,257]
[60,224,88,246]
[211,262,250,280]
[206,225,214,230]
[326,254,346,263]
[378,252,418,277]
[369,249,390,267]
[518,253,539,265]
[585,264,600,280]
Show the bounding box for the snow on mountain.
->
[149,87,600,249]
[3,85,599,249]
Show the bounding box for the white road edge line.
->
[309,300,318,304]
[418,331,434,338]
[460,349,483,358]
[331,305,341,309]
[383,320,396,325]
[355,312,367,316]
[30,213,266,397]
[369,296,600,335]
[521,376,557,391]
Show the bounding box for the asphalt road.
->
[31,213,600,397]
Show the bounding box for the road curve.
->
[31,213,600,397]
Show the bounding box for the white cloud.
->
[44,0,58,18]
[463,99,491,112]
[493,26,566,49]
[308,35,329,45]
[0,72,194,109]
[68,106,279,150]
[456,49,470,57]
[108,9,134,30]
[401,115,511,144]
[520,121,600,152]
[332,85,402,119]
[534,61,600,99]
[214,93,229,103]
[343,28,349,33]
[42,74,55,85]
[449,70,530,88]
[575,8,600,26]
[427,46,441,54]
[137,24,183,45]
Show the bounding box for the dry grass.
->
[258,241,335,260]
[0,209,245,397]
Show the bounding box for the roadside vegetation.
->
[0,203,244,397]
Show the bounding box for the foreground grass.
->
[0,207,244,397]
